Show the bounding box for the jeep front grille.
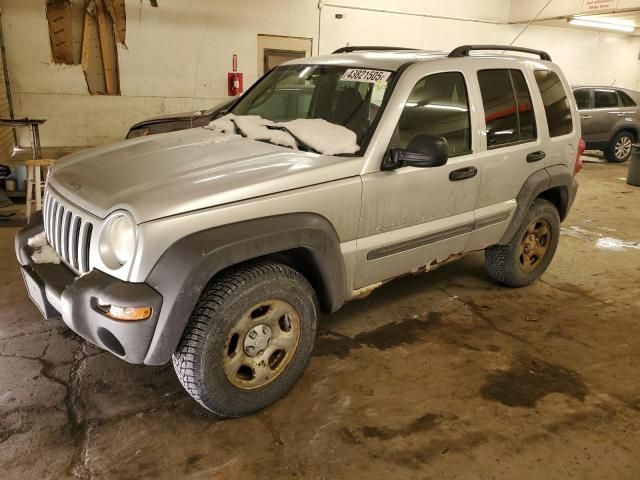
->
[43,189,94,274]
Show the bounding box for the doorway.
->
[257,34,313,76]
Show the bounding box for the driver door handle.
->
[581,115,592,120]
[526,151,546,163]
[449,166,477,181]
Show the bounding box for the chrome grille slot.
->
[54,203,63,254]
[69,216,81,270]
[61,210,72,262]
[43,191,49,239]
[42,188,95,275]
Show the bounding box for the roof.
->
[572,85,639,93]
[285,50,449,71]
[284,45,554,71]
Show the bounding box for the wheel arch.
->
[143,213,347,365]
[499,166,577,244]
[611,126,638,143]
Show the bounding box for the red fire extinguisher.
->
[228,54,243,96]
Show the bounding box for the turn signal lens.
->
[98,305,152,321]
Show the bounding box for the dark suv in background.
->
[126,87,313,139]
[573,86,640,162]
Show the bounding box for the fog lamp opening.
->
[98,304,152,321]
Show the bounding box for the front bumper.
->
[15,212,163,364]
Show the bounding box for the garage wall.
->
[318,0,509,54]
[2,0,318,147]
[3,0,640,148]
[509,0,640,22]
[510,25,640,89]
[322,1,640,90]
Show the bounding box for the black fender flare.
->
[143,213,346,365]
[499,165,576,244]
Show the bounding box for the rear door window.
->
[594,89,620,109]
[533,70,573,137]
[512,70,536,142]
[573,89,591,109]
[477,69,536,147]
[618,90,636,107]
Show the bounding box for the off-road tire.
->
[173,260,318,417]
[485,198,560,287]
[605,131,634,163]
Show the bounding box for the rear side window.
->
[618,90,636,107]
[397,71,471,156]
[512,70,535,142]
[594,89,619,108]
[533,70,573,137]
[573,89,590,109]
[477,69,536,147]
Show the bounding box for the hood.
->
[49,127,362,223]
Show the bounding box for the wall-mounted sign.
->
[582,0,619,12]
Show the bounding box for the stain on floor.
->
[316,311,442,356]
[480,354,588,408]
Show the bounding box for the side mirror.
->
[383,134,449,170]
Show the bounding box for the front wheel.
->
[173,260,319,417]
[485,198,560,287]
[605,131,634,163]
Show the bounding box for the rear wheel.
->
[173,260,318,417]
[605,131,634,163]
[485,199,560,287]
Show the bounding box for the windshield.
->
[229,64,394,153]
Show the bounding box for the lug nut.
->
[257,350,264,356]
[262,326,269,334]
[249,331,258,339]
[246,346,255,353]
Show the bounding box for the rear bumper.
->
[567,177,579,215]
[15,212,163,364]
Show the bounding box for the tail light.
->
[574,138,585,176]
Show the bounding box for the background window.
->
[397,72,471,155]
[618,90,636,107]
[594,89,619,109]
[478,69,536,147]
[533,70,573,137]
[573,89,590,109]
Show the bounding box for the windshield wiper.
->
[229,118,245,137]
[229,117,321,154]
[266,125,320,154]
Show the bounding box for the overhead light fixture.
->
[569,17,635,32]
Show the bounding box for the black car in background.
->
[126,97,237,139]
[126,87,314,139]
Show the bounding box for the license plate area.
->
[21,266,61,320]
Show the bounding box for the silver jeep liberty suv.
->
[16,45,581,417]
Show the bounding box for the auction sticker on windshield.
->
[341,69,391,84]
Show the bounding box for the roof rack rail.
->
[332,46,419,54]
[448,45,552,61]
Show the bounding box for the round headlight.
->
[99,213,136,268]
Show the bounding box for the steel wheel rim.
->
[518,218,552,272]
[615,136,632,159]
[223,299,301,390]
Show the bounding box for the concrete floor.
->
[1,160,639,479]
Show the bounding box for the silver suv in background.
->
[573,86,640,162]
